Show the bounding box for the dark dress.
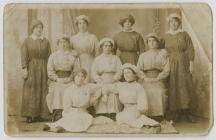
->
[113,31,145,64]
[21,36,51,118]
[164,31,195,111]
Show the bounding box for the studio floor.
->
[5,115,212,136]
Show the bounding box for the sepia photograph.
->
[3,3,213,136]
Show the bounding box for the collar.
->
[166,28,184,35]
[30,34,44,40]
[77,31,89,36]
[122,28,134,33]
[127,80,136,83]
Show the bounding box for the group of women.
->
[20,12,196,132]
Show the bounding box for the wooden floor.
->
[5,115,212,136]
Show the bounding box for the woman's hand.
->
[144,78,158,82]
[189,61,194,74]
[63,78,72,84]
[101,94,108,103]
[22,68,28,79]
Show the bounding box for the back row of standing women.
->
[20,13,195,124]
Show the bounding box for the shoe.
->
[43,124,50,131]
[26,117,33,123]
[56,127,65,133]
[186,115,196,123]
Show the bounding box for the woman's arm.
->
[137,55,147,80]
[47,54,58,81]
[137,84,148,114]
[113,57,123,82]
[91,58,103,83]
[138,34,145,54]
[185,32,195,74]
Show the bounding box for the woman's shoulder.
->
[139,51,149,58]
[158,49,169,58]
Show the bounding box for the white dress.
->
[137,49,170,116]
[91,53,122,114]
[46,50,80,113]
[70,32,99,82]
[105,82,159,128]
[46,83,101,132]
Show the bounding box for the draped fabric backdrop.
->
[4,4,212,118]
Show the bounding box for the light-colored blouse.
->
[63,83,101,112]
[47,50,80,81]
[137,49,170,80]
[70,32,99,57]
[91,54,122,83]
[110,81,148,112]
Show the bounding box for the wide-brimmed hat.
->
[166,13,182,22]
[99,38,115,48]
[119,14,135,26]
[30,19,43,33]
[75,15,90,25]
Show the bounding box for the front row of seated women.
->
[43,33,169,133]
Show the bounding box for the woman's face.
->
[74,72,85,86]
[169,18,181,31]
[58,39,70,50]
[33,24,43,36]
[123,19,132,30]
[77,19,88,32]
[123,68,136,82]
[148,37,159,50]
[102,41,113,54]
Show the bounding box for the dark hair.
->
[119,15,135,27]
[76,19,89,26]
[57,37,70,45]
[30,20,44,33]
[123,68,138,81]
[170,17,182,25]
[74,69,88,79]
[147,36,160,44]
[100,41,114,49]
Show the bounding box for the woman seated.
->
[46,35,80,121]
[44,69,101,133]
[91,38,122,120]
[102,63,159,128]
[137,33,170,121]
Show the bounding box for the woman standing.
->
[102,63,159,128]
[91,38,122,120]
[113,14,145,65]
[46,35,80,121]
[21,20,51,123]
[70,15,99,82]
[164,13,195,122]
[137,33,170,122]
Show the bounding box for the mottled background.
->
[4,4,212,120]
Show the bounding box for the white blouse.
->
[91,54,122,83]
[70,32,99,56]
[47,50,80,81]
[137,49,170,80]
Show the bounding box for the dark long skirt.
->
[21,59,49,119]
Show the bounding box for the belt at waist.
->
[124,103,136,108]
[56,71,71,78]
[143,69,161,73]
[143,69,161,78]
[119,49,138,53]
